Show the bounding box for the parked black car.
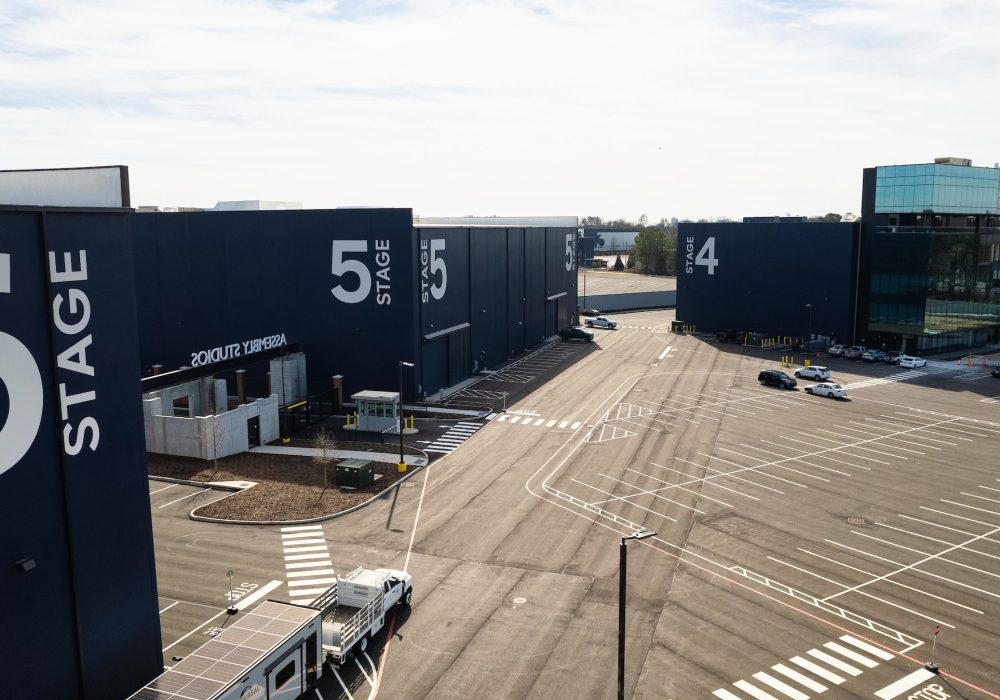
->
[558,326,594,342]
[580,308,601,317]
[992,367,1000,378]
[758,370,797,389]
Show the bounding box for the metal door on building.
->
[247,416,260,447]
[448,326,471,387]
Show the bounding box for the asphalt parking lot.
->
[149,309,1000,699]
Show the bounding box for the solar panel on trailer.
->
[128,601,318,699]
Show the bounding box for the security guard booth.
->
[336,458,375,488]
[351,390,400,433]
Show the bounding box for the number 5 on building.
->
[695,237,718,275]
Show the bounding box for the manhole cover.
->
[846,516,867,526]
[513,597,527,605]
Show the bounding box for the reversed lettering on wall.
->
[190,333,287,368]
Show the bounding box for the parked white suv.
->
[585,316,619,330]
[897,355,927,368]
[827,345,848,357]
[794,366,831,380]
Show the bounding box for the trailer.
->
[127,600,323,700]
[128,567,412,699]
[313,567,413,666]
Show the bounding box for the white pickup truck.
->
[314,566,413,666]
[585,316,618,329]
[128,566,413,700]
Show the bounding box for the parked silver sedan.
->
[804,382,848,399]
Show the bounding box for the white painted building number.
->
[685,236,718,275]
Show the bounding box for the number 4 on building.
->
[695,237,718,275]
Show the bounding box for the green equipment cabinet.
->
[336,458,374,488]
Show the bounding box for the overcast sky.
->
[3,0,999,221]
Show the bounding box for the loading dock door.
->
[546,291,567,337]
[423,322,472,397]
[448,327,471,387]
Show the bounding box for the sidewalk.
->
[250,445,428,466]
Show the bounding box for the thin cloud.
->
[1,0,999,219]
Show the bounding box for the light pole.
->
[619,529,656,700]
[398,361,414,473]
[804,303,813,346]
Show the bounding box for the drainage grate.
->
[847,516,867,526]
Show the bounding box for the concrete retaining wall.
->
[586,290,676,312]
[143,394,279,459]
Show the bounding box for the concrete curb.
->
[185,448,430,527]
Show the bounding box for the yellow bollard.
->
[398,461,407,473]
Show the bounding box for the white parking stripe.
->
[771,663,826,693]
[752,671,808,700]
[558,420,569,428]
[839,634,894,661]
[158,488,207,509]
[789,655,845,684]
[284,545,329,553]
[282,538,326,546]
[508,416,522,424]
[806,648,861,676]
[282,532,325,539]
[570,421,581,429]
[546,419,556,427]
[281,525,323,532]
[285,552,332,561]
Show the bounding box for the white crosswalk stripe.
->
[424,422,485,454]
[843,370,925,389]
[712,636,892,698]
[280,525,333,606]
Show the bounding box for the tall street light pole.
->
[805,303,813,347]
[398,361,414,473]
[619,529,656,700]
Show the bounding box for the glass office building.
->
[861,159,1000,354]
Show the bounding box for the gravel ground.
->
[148,451,406,522]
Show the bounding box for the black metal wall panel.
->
[0,209,161,699]
[507,229,526,355]
[524,232,546,345]
[416,227,471,397]
[544,227,578,334]
[470,229,508,368]
[675,223,858,343]
[133,209,418,399]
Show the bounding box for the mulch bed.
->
[148,452,406,522]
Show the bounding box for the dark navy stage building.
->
[132,209,578,400]
[676,222,859,344]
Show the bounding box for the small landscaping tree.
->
[312,429,336,491]
[613,254,625,271]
